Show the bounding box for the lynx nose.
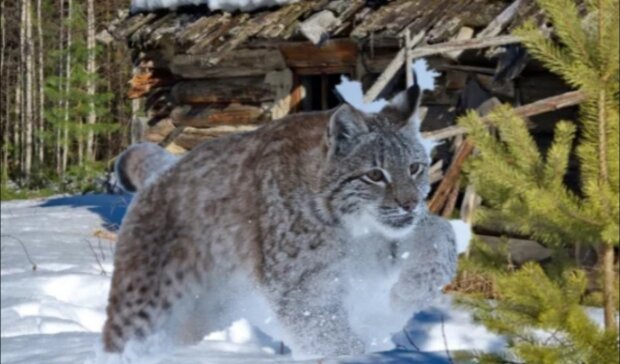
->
[397,198,418,213]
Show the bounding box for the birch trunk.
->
[18,0,26,182]
[23,0,34,183]
[0,0,7,183]
[55,0,65,175]
[61,0,72,176]
[86,0,96,162]
[36,0,44,165]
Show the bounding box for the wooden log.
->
[170,48,286,79]
[170,77,274,105]
[428,140,474,214]
[173,125,259,150]
[170,104,266,128]
[363,30,425,103]
[429,160,444,184]
[144,118,176,144]
[278,39,357,75]
[442,177,461,218]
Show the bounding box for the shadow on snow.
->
[38,193,131,231]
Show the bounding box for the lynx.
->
[103,81,457,357]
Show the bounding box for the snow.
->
[449,220,472,254]
[1,194,502,363]
[131,0,297,13]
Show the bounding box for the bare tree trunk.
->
[61,0,72,176]
[596,1,617,331]
[55,0,64,175]
[36,0,44,165]
[17,0,26,183]
[86,0,96,162]
[0,0,6,183]
[23,0,34,184]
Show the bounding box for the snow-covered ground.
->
[1,194,505,363]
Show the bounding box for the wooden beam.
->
[170,48,286,79]
[170,77,274,105]
[477,0,524,39]
[448,0,523,60]
[441,177,461,218]
[405,28,414,87]
[428,140,474,214]
[170,104,266,128]
[173,125,259,150]
[363,31,425,103]
[279,39,357,74]
[421,90,586,141]
[364,34,521,102]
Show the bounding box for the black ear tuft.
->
[327,103,368,154]
[381,71,423,123]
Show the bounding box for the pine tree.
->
[458,0,618,361]
[460,263,618,364]
[44,0,116,189]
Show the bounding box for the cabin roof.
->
[109,0,540,65]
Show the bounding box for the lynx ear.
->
[382,75,422,129]
[327,103,368,154]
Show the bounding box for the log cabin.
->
[101,0,582,220]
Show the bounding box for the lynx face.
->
[320,85,431,239]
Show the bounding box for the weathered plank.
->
[170,77,274,105]
[144,118,176,144]
[171,48,287,78]
[428,140,475,214]
[170,104,266,128]
[279,39,357,74]
[173,125,259,149]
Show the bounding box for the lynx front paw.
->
[389,270,445,313]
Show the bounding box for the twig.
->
[85,239,107,276]
[402,329,420,352]
[1,234,37,271]
[440,314,454,364]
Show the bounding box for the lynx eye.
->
[365,169,385,183]
[409,163,424,176]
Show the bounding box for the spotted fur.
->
[103,83,457,356]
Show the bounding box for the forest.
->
[1,0,133,196]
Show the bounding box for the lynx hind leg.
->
[103,228,206,353]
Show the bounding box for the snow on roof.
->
[131,0,298,13]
